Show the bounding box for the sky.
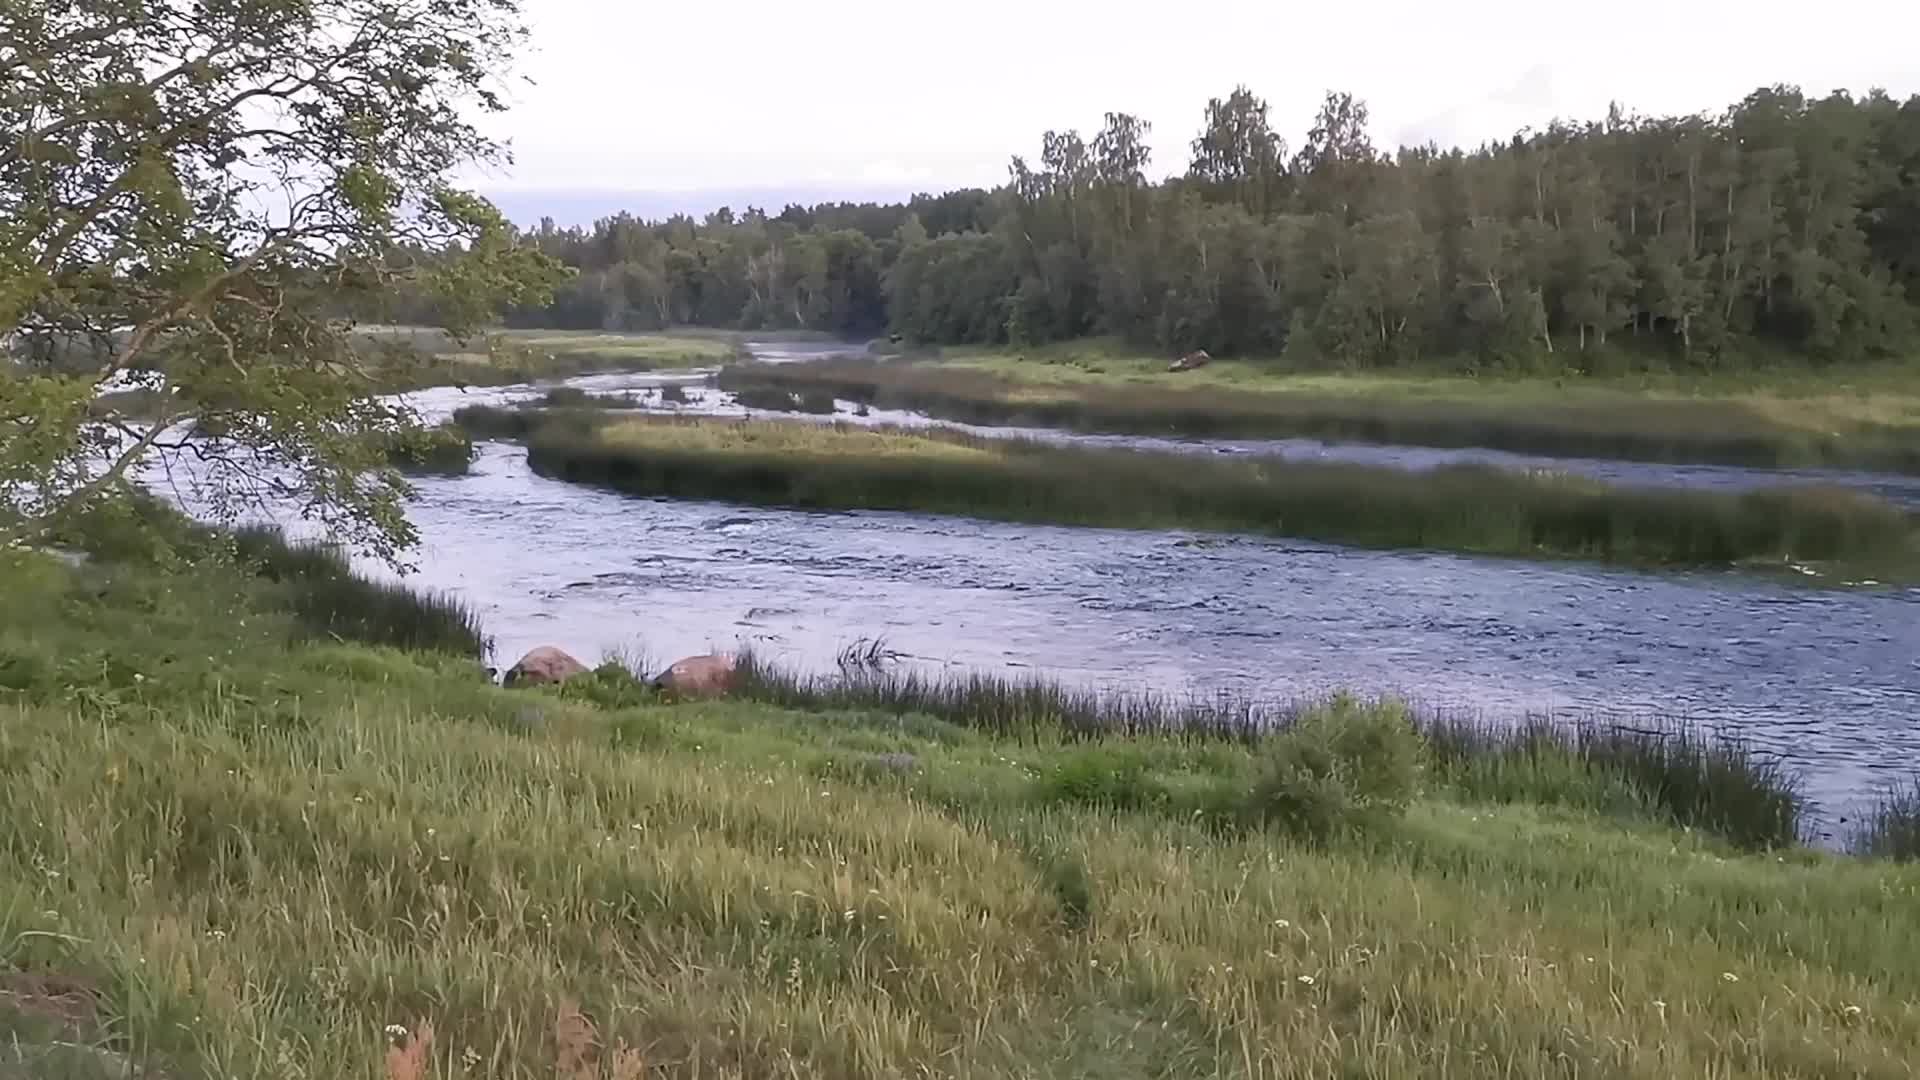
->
[465,0,1920,225]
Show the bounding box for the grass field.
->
[470,410,1920,584]
[2,512,1918,1077]
[720,340,1920,474]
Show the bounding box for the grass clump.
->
[1425,717,1806,850]
[1033,746,1171,812]
[230,526,490,659]
[1853,778,1920,861]
[720,355,1920,474]
[380,421,475,475]
[514,413,1920,582]
[1242,698,1424,841]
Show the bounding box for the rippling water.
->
[144,345,1920,838]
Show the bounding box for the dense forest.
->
[457,85,1920,371]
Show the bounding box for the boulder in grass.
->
[503,646,587,688]
[651,654,737,698]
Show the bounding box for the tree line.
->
[454,84,1920,372]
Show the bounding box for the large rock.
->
[502,646,587,688]
[652,654,737,698]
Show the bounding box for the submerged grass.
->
[500,412,1920,581]
[718,355,1920,474]
[3,542,1917,1076]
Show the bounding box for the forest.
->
[460,85,1920,372]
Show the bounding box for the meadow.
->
[1,509,1917,1077]
[461,409,1920,583]
[719,342,1920,474]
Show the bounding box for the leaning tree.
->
[0,0,563,564]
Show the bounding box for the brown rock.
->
[1168,349,1212,372]
[652,654,737,698]
[502,646,587,688]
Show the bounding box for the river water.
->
[328,348,1917,838]
[138,342,1920,837]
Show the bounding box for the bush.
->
[1244,699,1424,841]
[1033,746,1170,812]
[554,659,655,710]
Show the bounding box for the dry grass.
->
[596,415,994,462]
[728,345,1920,472]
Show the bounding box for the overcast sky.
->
[465,0,1920,219]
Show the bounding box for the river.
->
[139,342,1920,838]
[331,347,1917,837]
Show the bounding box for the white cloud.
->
[465,0,1920,197]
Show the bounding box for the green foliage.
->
[1,1,561,561]
[480,86,1920,373]
[554,659,657,710]
[1033,747,1171,812]
[381,422,476,475]
[1243,700,1425,841]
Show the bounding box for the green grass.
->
[717,347,1920,473]
[481,411,1920,583]
[1853,779,1920,861]
[2,536,1919,1076]
[732,655,1807,851]
[380,422,477,476]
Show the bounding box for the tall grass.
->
[509,413,1920,580]
[719,359,1920,474]
[230,526,490,658]
[733,653,1807,850]
[1852,778,1920,860]
[380,422,475,475]
[4,548,1916,1075]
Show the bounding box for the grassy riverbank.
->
[720,342,1920,474]
[359,325,741,391]
[4,520,1920,1076]
[482,411,1920,583]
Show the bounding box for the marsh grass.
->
[732,655,1807,851]
[1852,778,1920,860]
[719,358,1920,474]
[380,422,475,475]
[3,548,1918,1076]
[513,413,1920,580]
[229,526,492,659]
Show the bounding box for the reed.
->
[513,414,1920,581]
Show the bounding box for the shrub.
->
[658,383,689,404]
[1244,699,1424,841]
[555,659,655,710]
[1033,746,1170,812]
